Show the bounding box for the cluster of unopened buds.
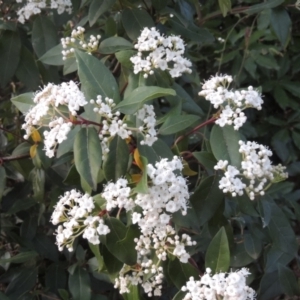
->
[61,26,101,60]
[214,141,288,200]
[199,75,263,130]
[130,27,192,78]
[181,268,256,300]
[16,0,72,23]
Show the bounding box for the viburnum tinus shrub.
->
[0,1,300,300]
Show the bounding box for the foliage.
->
[0,0,300,299]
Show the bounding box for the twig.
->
[0,153,30,163]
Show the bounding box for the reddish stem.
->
[173,117,216,147]
[0,153,30,164]
[72,116,102,127]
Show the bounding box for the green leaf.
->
[46,263,68,294]
[11,93,34,114]
[254,54,279,70]
[235,194,259,217]
[115,50,136,68]
[39,43,64,66]
[278,264,300,296]
[88,0,117,26]
[159,114,200,135]
[122,285,140,300]
[172,290,187,300]
[32,15,58,57]
[63,56,77,75]
[30,168,45,202]
[259,271,282,300]
[105,218,139,265]
[271,8,291,47]
[244,0,284,15]
[115,86,176,114]
[5,267,38,299]
[138,138,173,165]
[190,176,224,226]
[168,260,199,289]
[265,246,293,273]
[7,197,36,214]
[68,266,91,300]
[99,37,133,54]
[133,156,148,194]
[0,251,38,264]
[89,243,104,271]
[32,233,59,262]
[210,125,242,168]
[205,227,230,273]
[15,46,40,90]
[103,136,129,182]
[57,126,80,158]
[122,8,155,41]
[102,245,123,275]
[75,50,119,121]
[0,166,6,201]
[193,151,217,171]
[74,127,102,190]
[218,0,231,17]
[244,233,262,260]
[0,31,21,87]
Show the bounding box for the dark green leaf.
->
[88,0,117,26]
[89,243,104,271]
[57,126,80,158]
[99,37,133,54]
[7,197,36,214]
[5,268,38,299]
[122,285,140,300]
[103,136,129,182]
[193,151,217,171]
[254,54,279,70]
[15,46,40,90]
[122,8,155,41]
[39,43,64,66]
[115,86,176,114]
[159,114,200,135]
[0,166,6,201]
[244,233,262,260]
[259,271,282,300]
[32,16,58,57]
[210,125,242,168]
[74,127,102,190]
[278,263,300,296]
[271,7,291,47]
[168,260,199,289]
[32,233,59,262]
[68,266,91,300]
[105,218,138,265]
[235,194,259,217]
[20,216,37,241]
[0,251,38,264]
[102,245,123,275]
[265,247,293,273]
[0,31,21,87]
[190,176,224,226]
[205,227,230,273]
[46,263,68,294]
[115,50,136,68]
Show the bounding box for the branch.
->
[173,117,217,147]
[1,153,30,163]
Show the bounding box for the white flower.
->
[130,27,192,78]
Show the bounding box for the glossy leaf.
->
[32,16,58,57]
[89,243,104,271]
[218,0,231,17]
[210,125,242,168]
[99,37,133,54]
[105,218,139,265]
[205,227,230,273]
[115,86,176,114]
[134,156,148,194]
[122,8,155,40]
[278,263,300,296]
[88,0,116,26]
[0,31,21,87]
[39,43,64,66]
[46,263,68,294]
[74,127,102,190]
[11,93,34,114]
[68,266,91,300]
[244,233,262,260]
[271,7,291,47]
[193,151,218,171]
[0,251,38,264]
[103,135,129,182]
[159,114,200,135]
[244,0,284,15]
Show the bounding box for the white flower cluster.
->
[102,157,195,297]
[16,0,72,24]
[214,141,288,200]
[61,26,101,60]
[22,81,87,157]
[130,27,192,78]
[199,75,263,130]
[91,96,132,157]
[136,104,157,146]
[51,189,110,251]
[181,268,256,300]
